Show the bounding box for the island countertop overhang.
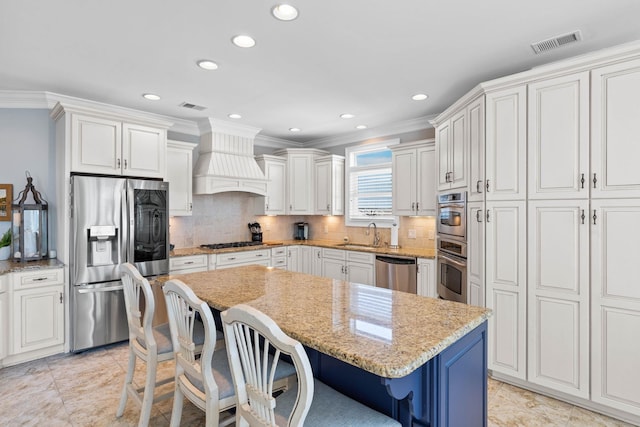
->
[154,265,491,378]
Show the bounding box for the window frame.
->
[344,139,399,228]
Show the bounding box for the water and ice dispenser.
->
[87,225,118,266]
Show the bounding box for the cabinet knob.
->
[124,159,128,169]
[486,180,490,192]
[486,209,490,222]
[416,202,419,212]
[116,158,121,168]
[476,180,483,193]
[580,173,585,189]
[593,173,597,189]
[189,203,192,211]
[327,203,330,211]
[411,202,415,210]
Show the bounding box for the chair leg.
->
[169,383,184,427]
[117,346,137,417]
[205,396,220,427]
[138,356,157,427]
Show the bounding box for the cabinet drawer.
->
[271,246,287,257]
[272,257,287,269]
[170,255,208,272]
[217,249,271,267]
[346,251,375,265]
[12,268,64,290]
[216,259,270,270]
[322,248,346,260]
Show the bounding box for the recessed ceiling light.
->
[412,93,429,101]
[142,93,161,101]
[356,125,367,130]
[197,60,219,70]
[228,113,242,119]
[232,35,256,48]
[272,4,299,21]
[289,127,301,132]
[340,113,355,119]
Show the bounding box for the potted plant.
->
[0,228,11,260]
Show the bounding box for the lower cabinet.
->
[10,268,65,358]
[216,249,271,270]
[321,249,375,286]
[271,246,288,269]
[467,202,485,307]
[591,199,640,415]
[417,258,436,298]
[286,246,301,272]
[485,201,527,380]
[527,200,590,398]
[169,254,208,274]
[0,274,8,361]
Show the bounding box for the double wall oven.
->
[436,192,468,303]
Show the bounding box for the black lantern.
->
[12,173,48,262]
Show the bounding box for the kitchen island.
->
[155,265,491,426]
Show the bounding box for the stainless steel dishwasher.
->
[375,255,417,294]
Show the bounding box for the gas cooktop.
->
[200,241,264,250]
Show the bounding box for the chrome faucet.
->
[366,222,381,247]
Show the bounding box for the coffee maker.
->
[248,222,262,242]
[294,222,309,240]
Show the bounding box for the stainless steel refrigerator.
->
[70,175,169,352]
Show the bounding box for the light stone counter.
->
[0,258,64,275]
[155,265,490,378]
[171,239,436,259]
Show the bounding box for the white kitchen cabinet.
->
[467,202,485,307]
[591,199,640,414]
[271,246,288,270]
[321,249,375,286]
[485,201,527,380]
[10,268,64,357]
[255,155,287,215]
[0,274,8,362]
[468,96,486,202]
[485,86,527,201]
[417,258,436,298]
[167,140,195,216]
[312,247,323,276]
[216,249,271,269]
[392,140,436,216]
[591,58,640,199]
[528,72,590,200]
[70,113,167,178]
[527,200,590,398]
[436,110,467,191]
[286,246,301,272]
[315,155,345,215]
[169,254,208,274]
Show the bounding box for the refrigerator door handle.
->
[77,285,124,293]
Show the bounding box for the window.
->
[345,139,399,227]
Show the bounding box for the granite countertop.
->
[155,265,491,378]
[171,239,436,259]
[0,258,65,275]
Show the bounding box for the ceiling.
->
[2,0,640,144]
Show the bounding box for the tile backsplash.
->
[170,193,435,250]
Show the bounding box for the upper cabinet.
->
[52,103,172,180]
[167,140,195,216]
[255,155,287,215]
[528,72,590,200]
[70,114,167,178]
[315,155,345,215]
[591,58,640,199]
[485,85,527,201]
[436,110,467,191]
[273,148,330,215]
[392,140,436,216]
[467,96,486,202]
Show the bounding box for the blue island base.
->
[305,321,488,427]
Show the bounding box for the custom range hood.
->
[193,119,267,196]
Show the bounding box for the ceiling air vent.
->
[179,102,207,111]
[531,30,582,54]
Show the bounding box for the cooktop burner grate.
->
[200,241,264,249]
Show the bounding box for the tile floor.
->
[0,342,636,427]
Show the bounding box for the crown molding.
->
[0,90,50,108]
[254,134,303,149]
[197,117,262,139]
[306,115,436,149]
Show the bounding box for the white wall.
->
[0,109,57,249]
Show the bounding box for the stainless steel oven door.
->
[437,252,467,303]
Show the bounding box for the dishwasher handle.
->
[375,255,416,265]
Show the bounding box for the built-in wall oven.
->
[437,192,468,303]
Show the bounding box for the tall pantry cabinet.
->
[432,42,640,423]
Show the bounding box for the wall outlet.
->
[408,229,417,239]
[323,225,329,234]
[428,230,435,239]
